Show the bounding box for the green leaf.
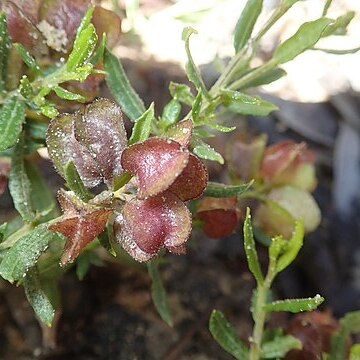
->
[74,5,95,42]
[67,23,98,71]
[76,250,103,280]
[0,223,62,283]
[160,99,181,128]
[193,142,224,164]
[9,137,36,223]
[64,161,92,202]
[25,161,57,220]
[13,43,40,73]
[276,219,304,272]
[209,310,249,360]
[322,11,355,37]
[112,172,132,191]
[0,12,10,92]
[273,18,333,64]
[205,122,236,133]
[25,121,48,141]
[128,103,155,145]
[53,86,85,102]
[0,96,26,151]
[330,311,360,360]
[0,223,7,243]
[261,335,302,358]
[322,0,333,16]
[243,208,264,285]
[91,33,107,65]
[169,82,195,106]
[182,27,209,98]
[238,67,286,90]
[40,103,59,118]
[23,267,55,326]
[350,344,360,360]
[147,259,173,327]
[98,221,117,257]
[104,48,146,122]
[191,90,202,122]
[234,0,263,52]
[19,76,33,99]
[204,181,252,198]
[263,294,324,313]
[221,90,278,116]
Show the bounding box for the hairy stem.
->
[249,263,276,360]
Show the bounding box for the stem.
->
[209,47,250,96]
[0,223,33,250]
[249,257,277,360]
[228,59,276,91]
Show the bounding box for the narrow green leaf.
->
[261,335,302,358]
[25,161,57,220]
[25,121,48,141]
[0,223,7,243]
[322,11,355,37]
[350,344,360,360]
[147,259,173,327]
[169,82,195,106]
[161,99,181,128]
[263,294,324,313]
[204,181,252,198]
[76,250,103,280]
[74,5,95,43]
[112,172,132,191]
[238,67,287,90]
[19,76,34,99]
[67,24,98,71]
[23,267,55,326]
[0,223,62,283]
[40,103,58,118]
[98,221,117,257]
[322,0,333,16]
[209,310,249,360]
[193,142,224,164]
[13,43,40,73]
[104,48,145,121]
[313,46,360,55]
[0,12,10,92]
[128,103,155,145]
[191,90,202,122]
[205,122,236,133]
[330,311,360,360]
[243,208,264,285]
[221,89,278,116]
[0,96,26,151]
[91,33,107,65]
[182,27,209,98]
[234,0,263,52]
[64,161,92,202]
[53,86,86,102]
[273,18,333,64]
[9,137,36,223]
[276,219,304,272]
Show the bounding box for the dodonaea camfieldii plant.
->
[0,0,359,358]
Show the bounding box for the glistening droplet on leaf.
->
[114,191,191,262]
[121,137,189,199]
